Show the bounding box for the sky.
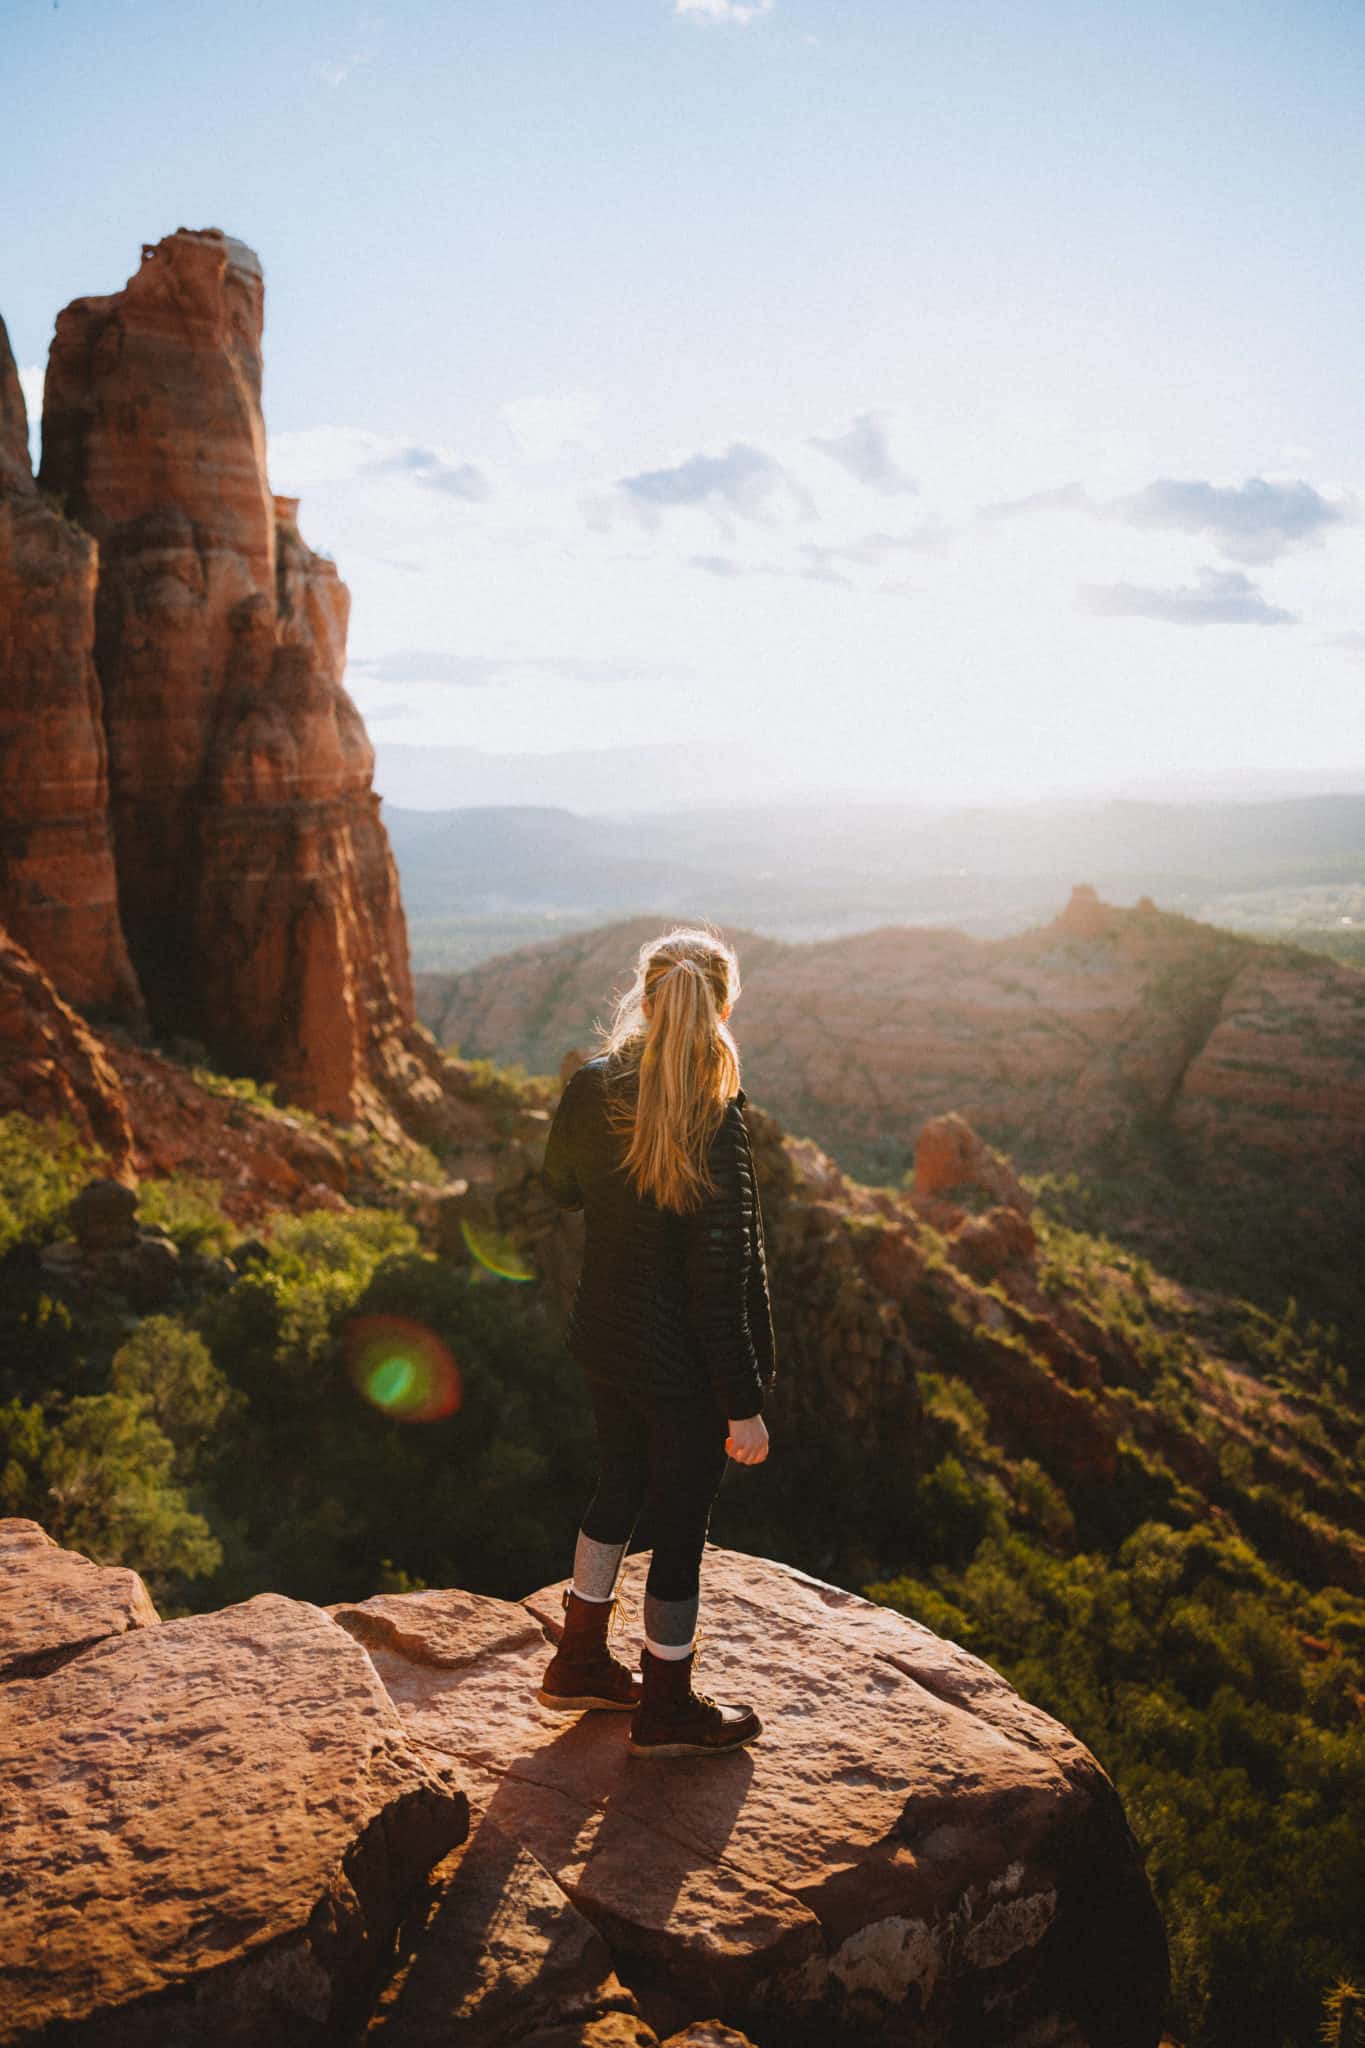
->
[6,0,1365,811]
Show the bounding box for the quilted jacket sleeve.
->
[684,1102,769,1421]
[542,1067,587,1210]
[745,1158,777,1401]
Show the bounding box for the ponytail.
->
[596,925,741,1212]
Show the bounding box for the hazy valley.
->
[386,790,1365,974]
[2,232,1364,2048]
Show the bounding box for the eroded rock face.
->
[36,230,426,1123]
[421,892,1365,1190]
[0,318,141,1012]
[422,896,1365,1330]
[346,1550,1168,2047]
[913,1112,1031,1213]
[0,922,135,1170]
[0,1587,468,2046]
[0,1518,158,1681]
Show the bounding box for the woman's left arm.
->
[745,1157,777,1400]
[684,1104,767,1422]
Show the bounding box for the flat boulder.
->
[0,1592,467,2045]
[0,1517,159,1681]
[353,1548,1168,2047]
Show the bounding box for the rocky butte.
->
[0,1518,1169,2046]
[0,315,140,1015]
[2,228,451,1130]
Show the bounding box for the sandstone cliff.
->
[415,892,1365,1331]
[415,892,1365,1183]
[0,924,135,1173]
[0,1519,1169,2047]
[0,318,141,1014]
[29,229,433,1126]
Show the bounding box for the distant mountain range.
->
[386,790,1365,971]
[374,740,1365,815]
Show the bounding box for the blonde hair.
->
[597,924,742,1212]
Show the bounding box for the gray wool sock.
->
[571,1530,627,1603]
[643,1591,698,1659]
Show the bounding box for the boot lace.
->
[688,1632,719,1711]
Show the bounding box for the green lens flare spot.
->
[368,1356,418,1408]
[342,1314,462,1424]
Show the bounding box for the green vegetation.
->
[2,1094,1363,2044]
[868,1521,1365,2048]
[135,1174,238,1256]
[0,1114,595,1610]
[1025,1146,1365,1363]
[0,1111,95,1254]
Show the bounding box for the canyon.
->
[416,889,1365,1334]
[9,227,1365,2046]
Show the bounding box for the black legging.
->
[578,1375,730,1601]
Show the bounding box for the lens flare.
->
[459,1217,535,1282]
[343,1315,461,1423]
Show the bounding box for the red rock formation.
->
[948,1204,1039,1280]
[3,1524,1167,2046]
[1,1570,467,2047]
[0,319,141,1012]
[191,495,423,1119]
[426,898,1365,1330]
[913,1110,1032,1212]
[39,230,429,1123]
[426,899,1365,1188]
[0,1518,159,1682]
[0,923,135,1173]
[342,1549,1167,2046]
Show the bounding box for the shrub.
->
[0,1114,94,1254]
[109,1317,235,1460]
[0,1391,220,1593]
[136,1175,237,1257]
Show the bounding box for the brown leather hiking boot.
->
[536,1588,641,1712]
[627,1644,762,1757]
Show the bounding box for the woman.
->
[537,924,776,1758]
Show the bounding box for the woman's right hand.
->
[726,1414,770,1465]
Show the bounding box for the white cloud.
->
[1077,566,1297,627]
[976,482,1092,523]
[262,396,1356,800]
[268,426,490,501]
[809,412,916,495]
[369,444,490,500]
[315,9,381,87]
[502,392,601,462]
[616,440,801,524]
[674,0,774,22]
[1110,476,1351,564]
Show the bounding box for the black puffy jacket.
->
[541,1052,776,1421]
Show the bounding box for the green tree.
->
[0,1392,220,1591]
[110,1316,236,1460]
[0,1113,93,1254]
